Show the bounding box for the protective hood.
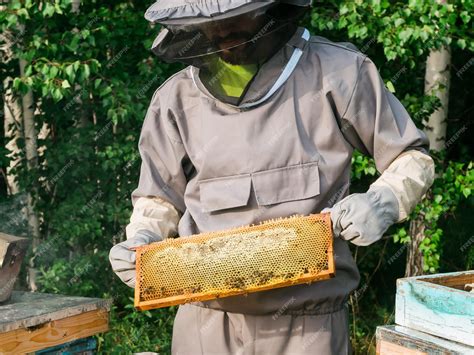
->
[145,0,311,25]
[146,1,311,107]
[149,2,308,67]
[191,27,311,108]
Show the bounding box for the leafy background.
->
[1,0,473,353]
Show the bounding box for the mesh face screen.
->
[134,213,334,310]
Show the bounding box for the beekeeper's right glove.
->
[109,229,162,288]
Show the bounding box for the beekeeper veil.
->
[145,1,310,105]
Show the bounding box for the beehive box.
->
[0,232,29,303]
[376,325,474,355]
[395,270,474,347]
[134,213,334,310]
[0,291,111,353]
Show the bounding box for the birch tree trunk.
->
[71,0,89,128]
[2,83,22,196]
[72,0,80,12]
[405,46,451,277]
[423,47,450,150]
[19,58,41,291]
[1,2,40,290]
[1,20,22,196]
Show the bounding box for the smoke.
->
[0,193,28,237]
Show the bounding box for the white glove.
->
[329,185,399,246]
[109,229,162,288]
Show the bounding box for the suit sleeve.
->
[126,92,193,239]
[341,57,435,221]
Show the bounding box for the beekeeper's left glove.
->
[109,229,162,288]
[330,185,399,246]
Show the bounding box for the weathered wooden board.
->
[395,270,474,347]
[0,291,111,333]
[0,291,111,353]
[376,325,474,355]
[35,336,97,354]
[0,309,108,354]
[0,232,29,303]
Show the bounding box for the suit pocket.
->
[251,161,320,206]
[198,173,252,213]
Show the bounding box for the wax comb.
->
[134,213,334,310]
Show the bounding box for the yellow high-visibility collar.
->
[212,57,258,98]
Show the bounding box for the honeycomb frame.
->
[134,213,334,311]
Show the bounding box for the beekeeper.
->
[109,1,435,354]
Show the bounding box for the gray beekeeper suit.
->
[109,1,435,354]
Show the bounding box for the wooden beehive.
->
[395,270,474,347]
[376,325,473,355]
[0,233,29,303]
[0,291,111,353]
[134,213,334,311]
[377,270,474,354]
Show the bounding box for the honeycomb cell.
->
[134,213,334,310]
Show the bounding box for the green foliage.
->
[392,159,473,273]
[1,1,472,354]
[311,0,474,66]
[1,1,180,352]
[415,159,472,272]
[307,1,473,352]
[97,301,176,354]
[351,151,377,180]
[309,0,473,276]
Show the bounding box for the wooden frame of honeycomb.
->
[134,213,334,311]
